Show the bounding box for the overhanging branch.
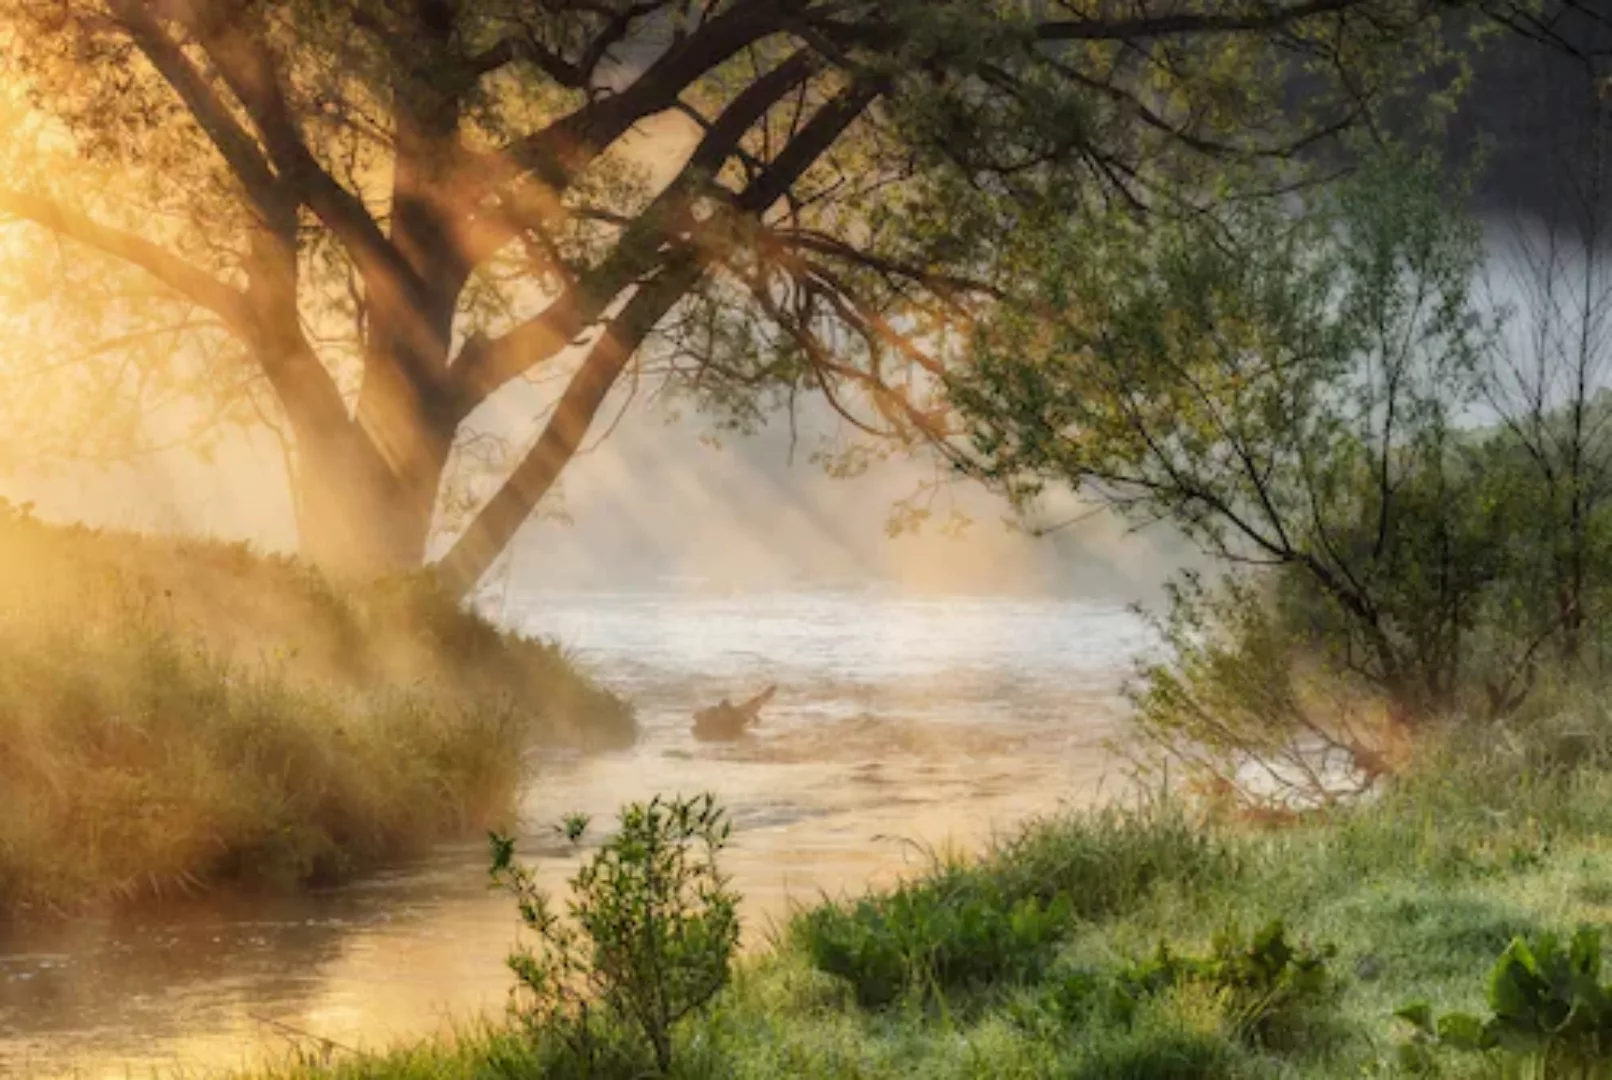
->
[1036,0,1374,41]
[449,49,827,413]
[0,189,251,335]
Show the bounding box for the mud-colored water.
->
[0,589,1151,1079]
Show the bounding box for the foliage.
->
[956,155,1497,721]
[1126,572,1388,806]
[489,794,741,1076]
[1117,921,1338,1049]
[1399,928,1612,1077]
[0,1,1470,588]
[796,860,1073,1009]
[955,145,1612,804]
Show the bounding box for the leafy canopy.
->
[0,1,1473,585]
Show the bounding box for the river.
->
[0,588,1151,1079]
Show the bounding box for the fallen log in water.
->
[692,685,777,741]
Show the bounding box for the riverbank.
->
[236,697,1612,1079]
[0,505,634,920]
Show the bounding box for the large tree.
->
[0,0,1466,594]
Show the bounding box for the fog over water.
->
[5,21,1612,1078]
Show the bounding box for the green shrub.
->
[490,794,741,1076]
[791,800,1223,1012]
[1118,920,1337,1049]
[1399,927,1612,1077]
[796,860,1074,1009]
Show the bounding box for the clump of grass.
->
[791,797,1230,1011]
[1113,920,1339,1050]
[794,859,1074,1009]
[977,795,1233,917]
[0,508,634,920]
[1062,1000,1248,1080]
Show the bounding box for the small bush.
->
[1118,920,1337,1050]
[796,859,1074,1009]
[1399,927,1612,1077]
[791,800,1224,1012]
[490,794,741,1076]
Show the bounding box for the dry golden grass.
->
[0,504,634,918]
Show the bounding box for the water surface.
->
[0,589,1149,1078]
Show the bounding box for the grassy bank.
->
[237,697,1612,1078]
[0,503,634,919]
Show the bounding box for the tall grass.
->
[0,506,634,919]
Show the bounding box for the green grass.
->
[230,690,1612,1079]
[0,506,634,919]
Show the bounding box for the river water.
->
[0,589,1150,1079]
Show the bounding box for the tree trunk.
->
[292,418,445,579]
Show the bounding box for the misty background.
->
[3,19,1606,606]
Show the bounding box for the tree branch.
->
[0,188,251,334]
[436,73,883,592]
[1035,0,1376,41]
[436,253,705,593]
[467,1,669,88]
[450,49,826,412]
[105,0,291,229]
[464,1,799,236]
[178,8,441,358]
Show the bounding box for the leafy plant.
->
[797,862,1074,1009]
[1398,927,1612,1077]
[1118,920,1337,1048]
[489,793,741,1076]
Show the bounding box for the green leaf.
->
[488,832,515,874]
[1490,940,1546,1018]
[1395,1001,1434,1035]
[1436,1012,1496,1051]
[1571,928,1603,981]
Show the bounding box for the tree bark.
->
[293,420,445,576]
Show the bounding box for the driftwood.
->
[692,685,777,742]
